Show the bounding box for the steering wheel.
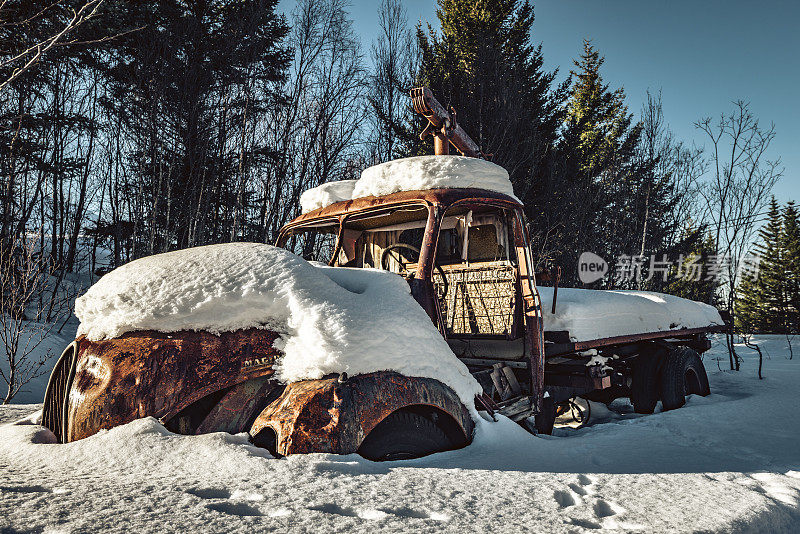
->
[380,243,449,299]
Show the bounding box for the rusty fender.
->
[57,329,281,442]
[250,371,474,456]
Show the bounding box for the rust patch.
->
[250,371,474,456]
[62,328,281,442]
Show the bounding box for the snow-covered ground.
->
[1,335,798,532]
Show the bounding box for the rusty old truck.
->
[42,88,729,461]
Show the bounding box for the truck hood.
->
[74,243,482,406]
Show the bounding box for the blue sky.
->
[277,0,798,205]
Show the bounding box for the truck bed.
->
[537,286,724,342]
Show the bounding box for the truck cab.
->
[277,186,555,429]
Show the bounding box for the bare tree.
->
[0,0,105,93]
[368,0,416,163]
[697,102,782,286]
[696,101,782,369]
[636,90,705,261]
[0,235,70,403]
[741,334,764,379]
[257,0,367,250]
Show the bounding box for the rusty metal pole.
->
[433,134,450,156]
[410,87,481,158]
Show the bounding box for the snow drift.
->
[538,287,724,341]
[299,155,519,213]
[74,243,481,405]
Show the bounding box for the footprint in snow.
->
[558,475,626,530]
[0,485,52,494]
[592,499,619,518]
[187,488,231,500]
[554,474,596,509]
[309,503,360,518]
[311,503,448,521]
[568,482,589,496]
[205,502,263,517]
[378,506,431,519]
[189,487,278,517]
[378,507,449,521]
[569,517,602,530]
[553,490,576,508]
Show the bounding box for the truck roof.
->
[283,186,523,232]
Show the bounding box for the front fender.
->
[249,371,474,456]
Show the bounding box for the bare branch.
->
[0,0,104,93]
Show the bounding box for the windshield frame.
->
[276,201,434,274]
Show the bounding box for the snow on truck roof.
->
[299,155,519,214]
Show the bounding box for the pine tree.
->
[736,261,766,333]
[94,0,290,255]
[782,201,800,332]
[416,0,567,207]
[547,41,644,284]
[563,42,638,175]
[737,197,787,333]
[663,225,717,304]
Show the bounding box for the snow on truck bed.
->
[538,286,724,342]
[299,155,519,213]
[74,243,482,406]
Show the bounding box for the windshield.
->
[280,205,430,274]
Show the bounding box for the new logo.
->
[578,252,608,284]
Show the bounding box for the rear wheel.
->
[660,346,710,411]
[358,410,455,461]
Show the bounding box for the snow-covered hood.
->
[74,243,482,406]
[299,155,519,213]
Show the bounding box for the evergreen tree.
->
[94,0,290,255]
[563,42,638,175]
[782,201,800,332]
[415,0,567,209]
[737,197,789,333]
[548,41,645,283]
[662,225,717,304]
[735,260,765,333]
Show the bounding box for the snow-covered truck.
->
[41,88,728,460]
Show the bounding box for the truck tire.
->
[358,410,454,461]
[630,352,660,414]
[660,346,710,411]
